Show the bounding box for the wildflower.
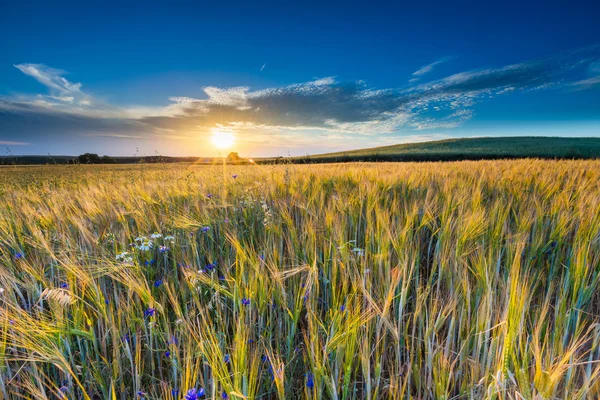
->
[154,279,163,287]
[144,307,156,317]
[172,388,180,396]
[201,226,210,233]
[136,238,154,251]
[59,385,69,393]
[164,235,175,241]
[59,282,68,289]
[352,247,365,256]
[137,391,146,398]
[232,174,238,179]
[340,304,346,312]
[306,372,314,389]
[159,245,170,253]
[165,350,171,358]
[9,319,15,325]
[206,263,215,271]
[221,391,229,399]
[242,297,250,306]
[224,217,229,223]
[14,252,24,259]
[185,388,202,400]
[169,335,179,345]
[224,354,230,363]
[150,232,162,239]
[206,194,213,199]
[0,288,4,294]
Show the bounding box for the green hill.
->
[274,136,600,163]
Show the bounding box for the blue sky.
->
[1,0,599,156]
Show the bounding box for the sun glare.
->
[211,130,235,149]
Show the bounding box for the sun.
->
[211,130,235,149]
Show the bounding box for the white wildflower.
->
[352,247,365,256]
[150,232,162,239]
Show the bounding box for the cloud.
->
[0,140,29,145]
[13,64,93,106]
[2,47,599,150]
[410,56,454,82]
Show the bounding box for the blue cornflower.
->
[185,388,202,400]
[206,263,215,271]
[137,391,146,398]
[14,252,24,259]
[259,254,265,261]
[201,226,210,233]
[165,350,171,358]
[306,372,314,389]
[242,297,250,306]
[154,279,163,287]
[59,282,68,289]
[340,304,346,312]
[221,391,229,399]
[224,354,230,363]
[261,355,268,362]
[169,335,179,345]
[105,299,109,305]
[59,385,69,393]
[224,217,229,223]
[219,275,225,281]
[206,194,213,199]
[144,307,156,317]
[232,174,238,179]
[159,245,170,253]
[172,388,180,396]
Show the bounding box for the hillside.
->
[273,136,600,163]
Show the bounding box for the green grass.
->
[0,160,599,399]
[272,136,600,163]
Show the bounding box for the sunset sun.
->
[211,130,235,149]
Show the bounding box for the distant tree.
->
[78,153,102,164]
[77,153,117,164]
[227,152,241,162]
[101,155,117,164]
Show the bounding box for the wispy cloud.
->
[0,140,30,145]
[13,63,93,106]
[1,47,599,152]
[410,56,454,82]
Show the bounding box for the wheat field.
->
[0,160,599,399]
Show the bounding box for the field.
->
[0,160,599,399]
[282,137,600,163]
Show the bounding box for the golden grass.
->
[0,160,599,399]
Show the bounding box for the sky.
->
[1,0,599,157]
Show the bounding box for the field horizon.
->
[2,136,600,166]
